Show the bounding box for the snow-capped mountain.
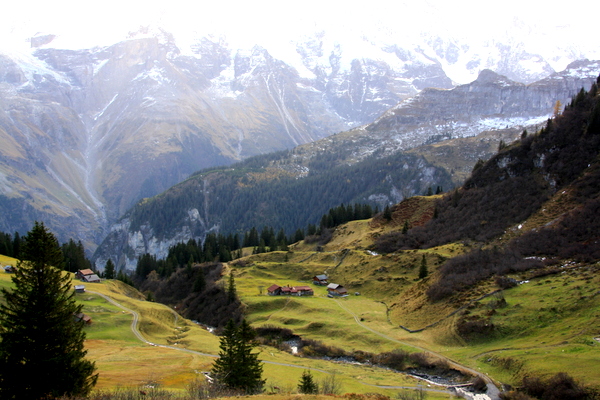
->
[0,24,598,251]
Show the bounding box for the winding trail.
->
[87,290,497,398]
[88,290,331,372]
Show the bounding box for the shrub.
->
[520,372,597,400]
[495,275,518,289]
[457,315,495,339]
[375,349,411,371]
[471,376,488,393]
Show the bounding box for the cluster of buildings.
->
[266,275,348,297]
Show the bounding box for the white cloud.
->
[1,0,599,61]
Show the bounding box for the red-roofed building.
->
[267,284,313,296]
[267,284,282,296]
[75,269,95,280]
[73,312,92,325]
[280,286,292,295]
[291,286,314,296]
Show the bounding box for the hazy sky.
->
[2,0,598,50]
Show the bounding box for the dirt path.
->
[85,292,345,370]
[87,290,491,397]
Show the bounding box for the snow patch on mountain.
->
[134,66,171,84]
[2,48,70,86]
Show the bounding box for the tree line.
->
[131,202,376,282]
[1,231,92,272]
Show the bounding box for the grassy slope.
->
[0,256,450,398]
[2,191,597,394]
[230,193,600,390]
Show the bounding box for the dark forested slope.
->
[374,77,600,300]
[94,149,453,269]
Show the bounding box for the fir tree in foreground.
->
[211,319,264,394]
[0,221,98,399]
[298,369,319,394]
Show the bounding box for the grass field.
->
[2,209,598,397]
[81,279,457,399]
[228,216,600,392]
[0,256,454,398]
[445,264,600,387]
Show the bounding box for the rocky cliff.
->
[301,60,600,164]
[1,34,446,248]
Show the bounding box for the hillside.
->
[0,260,459,399]
[90,62,600,271]
[3,45,599,254]
[194,77,600,393]
[374,77,600,264]
[93,150,454,270]
[2,77,599,397]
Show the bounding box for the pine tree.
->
[104,258,116,279]
[0,222,98,399]
[227,273,237,304]
[12,232,21,259]
[298,370,318,394]
[402,220,410,234]
[293,228,305,243]
[116,269,134,286]
[418,254,428,280]
[235,320,264,393]
[211,320,238,389]
[186,255,194,276]
[211,319,264,394]
[383,205,392,221]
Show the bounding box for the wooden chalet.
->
[313,274,328,285]
[74,285,86,293]
[75,269,95,280]
[280,286,292,295]
[267,284,282,296]
[73,312,92,324]
[290,286,314,296]
[327,283,348,296]
[82,274,101,283]
[267,284,314,296]
[76,269,100,283]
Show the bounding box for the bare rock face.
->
[360,62,600,154]
[0,34,452,249]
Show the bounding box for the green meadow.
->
[2,222,598,397]
[228,219,600,392]
[0,255,453,398]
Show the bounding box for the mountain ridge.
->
[92,65,600,270]
[1,27,600,252]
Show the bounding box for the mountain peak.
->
[474,69,515,85]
